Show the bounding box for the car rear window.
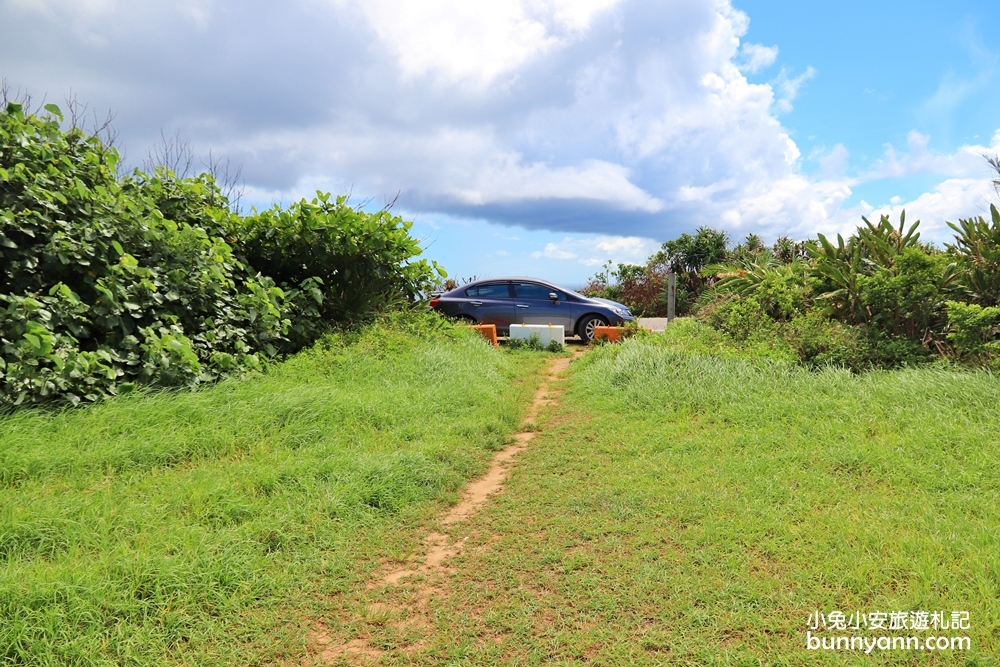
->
[466,283,511,298]
[513,283,562,300]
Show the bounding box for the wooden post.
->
[667,273,676,323]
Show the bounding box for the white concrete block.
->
[508,324,565,347]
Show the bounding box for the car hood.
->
[590,297,632,313]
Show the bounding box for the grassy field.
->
[0,322,548,666]
[6,318,1000,665]
[341,321,1000,665]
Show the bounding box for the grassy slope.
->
[385,321,999,665]
[0,325,547,666]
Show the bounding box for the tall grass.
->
[412,320,999,664]
[0,325,542,665]
[554,321,1000,662]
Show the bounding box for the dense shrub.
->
[697,294,775,342]
[229,194,442,351]
[784,310,872,370]
[857,248,954,342]
[709,260,810,321]
[0,103,289,407]
[944,300,1000,361]
[0,103,441,408]
[695,290,871,369]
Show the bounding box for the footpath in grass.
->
[0,322,548,666]
[309,352,579,663]
[340,321,999,666]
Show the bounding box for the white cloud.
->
[529,235,659,266]
[355,0,621,87]
[923,68,995,118]
[6,0,996,263]
[850,177,996,242]
[532,242,578,260]
[2,0,804,236]
[737,43,778,73]
[815,143,850,178]
[860,130,996,182]
[723,132,1000,244]
[772,65,816,113]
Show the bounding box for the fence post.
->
[667,272,676,323]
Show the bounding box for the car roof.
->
[463,277,559,286]
[447,277,588,298]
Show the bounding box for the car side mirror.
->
[548,292,559,301]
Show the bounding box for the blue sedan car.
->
[429,277,634,341]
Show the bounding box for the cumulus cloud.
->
[354,0,621,87]
[845,133,1000,241]
[759,133,1000,244]
[1,0,995,253]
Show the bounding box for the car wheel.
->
[578,315,608,341]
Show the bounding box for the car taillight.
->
[429,299,440,308]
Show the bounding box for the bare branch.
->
[90,108,118,148]
[64,90,88,129]
[0,78,44,114]
[61,89,118,148]
[382,190,402,211]
[145,129,194,177]
[203,149,246,214]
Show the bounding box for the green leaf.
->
[43,103,64,119]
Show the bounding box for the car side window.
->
[466,283,511,298]
[513,283,562,300]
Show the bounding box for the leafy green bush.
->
[596,204,1000,370]
[945,300,1000,360]
[0,102,290,407]
[784,310,871,370]
[696,293,777,342]
[0,102,443,408]
[711,260,809,321]
[857,248,954,341]
[229,193,444,350]
[805,214,956,367]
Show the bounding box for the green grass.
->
[350,319,999,665]
[0,324,548,665]
[9,318,999,665]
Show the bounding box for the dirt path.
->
[307,350,583,664]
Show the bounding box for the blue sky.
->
[737,0,1000,200]
[2,0,999,287]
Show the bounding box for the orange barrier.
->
[466,323,498,347]
[592,325,621,342]
[592,325,651,343]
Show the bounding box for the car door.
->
[511,282,573,329]
[463,282,515,332]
